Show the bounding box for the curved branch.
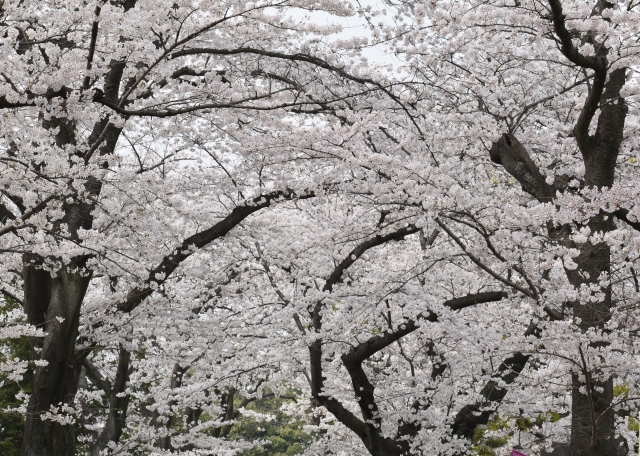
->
[323,225,421,293]
[119,189,314,312]
[451,320,539,440]
[0,195,57,238]
[614,208,640,233]
[547,0,604,70]
[170,47,422,134]
[308,222,509,455]
[309,225,423,456]
[82,358,112,396]
[344,291,509,366]
[547,0,608,145]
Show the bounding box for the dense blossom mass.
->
[0,0,640,455]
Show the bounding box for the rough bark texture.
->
[89,348,131,456]
[489,57,626,454]
[22,262,92,456]
[22,115,100,456]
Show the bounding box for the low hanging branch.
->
[450,320,539,441]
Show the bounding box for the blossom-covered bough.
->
[2,0,640,455]
[382,0,640,454]
[0,0,400,454]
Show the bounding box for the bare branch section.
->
[489,134,559,201]
[119,189,314,313]
[0,195,57,238]
[614,208,640,233]
[323,225,422,293]
[82,358,112,396]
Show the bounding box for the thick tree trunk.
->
[490,57,626,454]
[19,102,118,454]
[565,67,626,456]
[22,263,91,456]
[564,215,616,456]
[21,146,99,455]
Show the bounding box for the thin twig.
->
[578,345,598,449]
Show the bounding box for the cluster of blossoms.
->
[1,1,640,456]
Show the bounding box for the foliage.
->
[229,394,314,456]
[471,416,511,456]
[0,296,32,456]
[1,1,640,456]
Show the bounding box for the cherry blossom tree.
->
[238,1,640,455]
[282,0,640,454]
[0,0,398,454]
[2,1,640,456]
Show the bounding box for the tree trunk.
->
[565,67,626,456]
[490,58,626,454]
[20,106,112,455]
[564,214,616,456]
[22,262,91,456]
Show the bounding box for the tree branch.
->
[82,358,112,396]
[450,320,539,440]
[435,217,535,297]
[83,1,106,90]
[119,189,314,312]
[614,208,640,233]
[308,221,509,454]
[323,225,421,293]
[309,224,424,455]
[90,347,131,456]
[489,134,558,201]
[547,0,604,70]
[547,0,608,145]
[169,47,420,133]
[336,291,510,453]
[0,195,56,238]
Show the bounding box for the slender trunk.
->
[90,348,131,456]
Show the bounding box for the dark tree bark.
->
[23,258,92,456]
[306,225,513,455]
[488,2,627,447]
[21,114,102,456]
[89,348,131,456]
[17,16,134,451]
[451,322,539,442]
